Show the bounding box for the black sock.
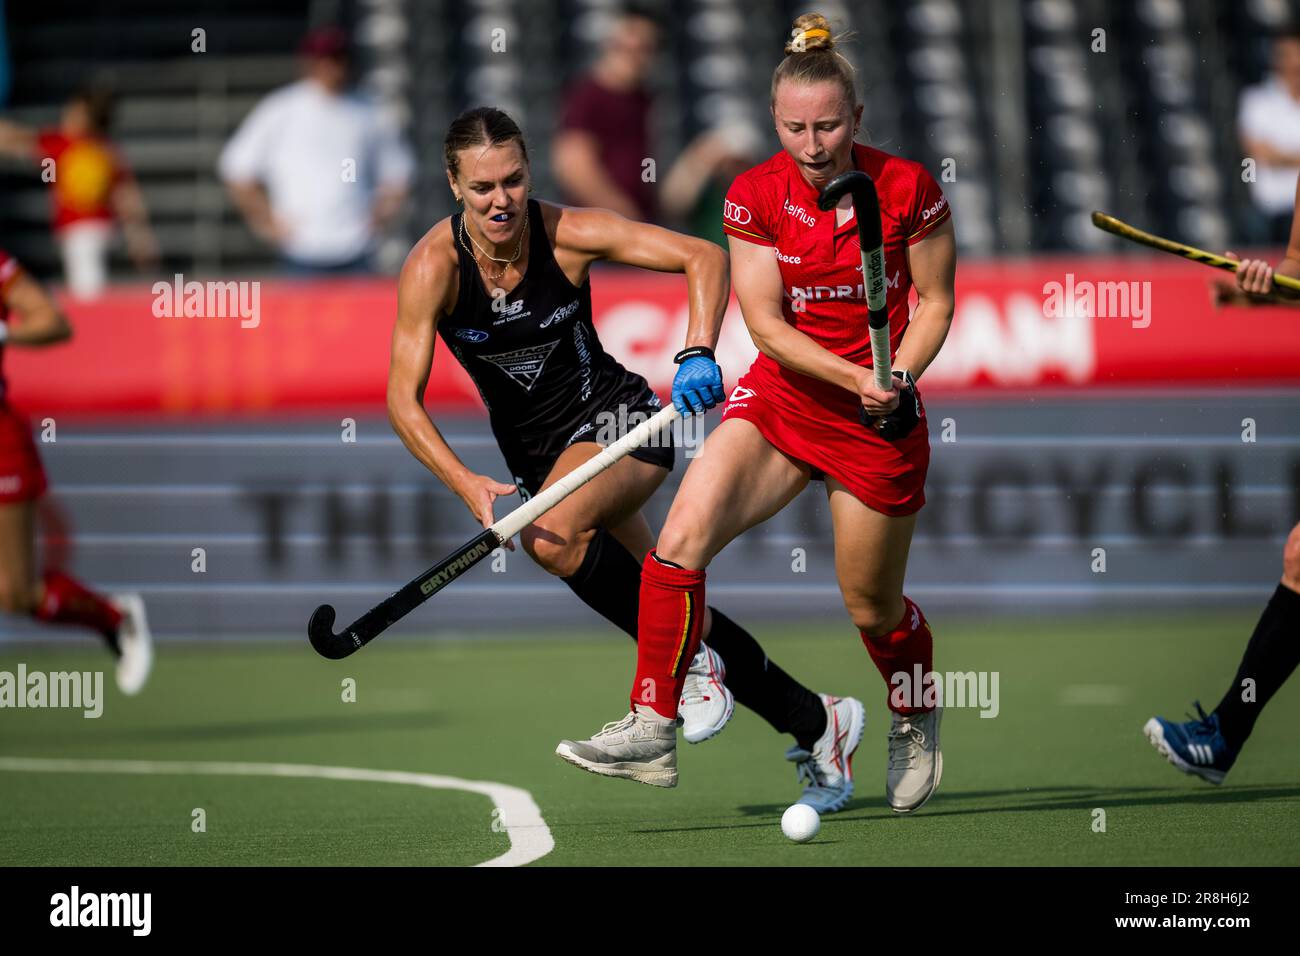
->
[705,608,827,748]
[560,527,641,639]
[1214,582,1300,748]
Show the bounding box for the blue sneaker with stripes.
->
[1143,702,1239,785]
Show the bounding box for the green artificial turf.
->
[1,610,1296,866]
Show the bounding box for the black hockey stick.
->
[308,405,680,659]
[818,171,892,389]
[818,171,920,441]
[307,530,498,659]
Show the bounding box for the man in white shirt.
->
[219,27,414,272]
[1239,27,1300,243]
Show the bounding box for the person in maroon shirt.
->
[552,5,659,222]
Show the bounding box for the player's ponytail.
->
[772,13,857,109]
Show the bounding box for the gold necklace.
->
[459,207,529,282]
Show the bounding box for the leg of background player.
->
[1144,523,1300,783]
[1212,522,1300,749]
[0,499,43,619]
[0,498,121,649]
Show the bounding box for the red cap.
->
[300,26,349,59]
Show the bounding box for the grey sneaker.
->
[556,706,679,787]
[679,643,734,744]
[887,706,943,812]
[785,694,865,814]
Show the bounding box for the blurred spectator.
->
[0,87,158,298]
[1239,26,1300,243]
[553,5,660,221]
[660,122,765,246]
[218,26,414,275]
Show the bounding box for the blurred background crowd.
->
[1,0,1299,294]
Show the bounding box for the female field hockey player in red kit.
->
[557,13,957,812]
[0,249,152,693]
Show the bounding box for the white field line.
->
[0,756,553,868]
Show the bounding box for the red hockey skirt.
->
[718,364,928,517]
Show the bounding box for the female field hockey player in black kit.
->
[388,107,861,811]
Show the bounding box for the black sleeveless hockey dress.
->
[438,199,673,496]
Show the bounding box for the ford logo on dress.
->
[453,328,489,343]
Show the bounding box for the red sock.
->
[860,596,934,715]
[630,551,705,719]
[32,569,122,639]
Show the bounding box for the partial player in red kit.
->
[0,250,152,693]
[557,13,956,813]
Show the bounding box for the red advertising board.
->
[5,259,1299,417]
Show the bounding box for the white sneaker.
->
[887,706,942,812]
[679,643,734,744]
[110,593,152,696]
[556,705,679,787]
[785,694,865,813]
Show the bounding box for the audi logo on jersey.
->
[723,200,752,224]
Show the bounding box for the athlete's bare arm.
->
[2,270,72,346]
[1278,180,1300,287]
[552,204,729,353]
[892,218,956,378]
[728,233,870,395]
[1220,180,1300,306]
[388,222,517,539]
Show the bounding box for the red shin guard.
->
[860,596,934,715]
[630,551,705,719]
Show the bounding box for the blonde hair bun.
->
[784,13,835,54]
